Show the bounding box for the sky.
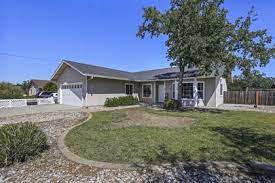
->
[1,0,275,84]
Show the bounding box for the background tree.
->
[18,80,30,95]
[43,82,57,92]
[228,71,273,90]
[137,0,275,99]
[0,82,24,99]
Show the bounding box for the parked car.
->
[52,93,58,103]
[38,91,54,98]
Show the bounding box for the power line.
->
[0,53,59,63]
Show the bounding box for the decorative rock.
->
[0,111,274,182]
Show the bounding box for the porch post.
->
[174,80,178,100]
[193,78,198,107]
[153,82,156,103]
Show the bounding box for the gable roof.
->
[30,79,49,88]
[52,60,213,82]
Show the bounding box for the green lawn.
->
[65,107,275,165]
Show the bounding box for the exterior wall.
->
[155,81,164,102]
[164,80,173,99]
[56,65,86,105]
[139,82,155,104]
[86,77,138,106]
[199,78,216,107]
[177,77,219,107]
[28,85,37,96]
[215,77,227,107]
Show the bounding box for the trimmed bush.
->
[0,123,48,167]
[164,99,181,111]
[104,96,139,107]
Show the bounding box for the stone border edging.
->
[58,108,275,172]
[58,112,138,170]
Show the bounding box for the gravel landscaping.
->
[0,110,274,182]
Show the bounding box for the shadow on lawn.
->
[138,144,275,182]
[211,126,275,164]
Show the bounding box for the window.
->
[125,84,134,95]
[182,82,204,100]
[172,83,176,99]
[197,82,204,99]
[182,83,193,99]
[142,84,152,98]
[220,83,223,96]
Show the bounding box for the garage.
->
[60,83,83,106]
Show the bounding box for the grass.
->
[65,107,275,165]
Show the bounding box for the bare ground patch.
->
[112,108,194,128]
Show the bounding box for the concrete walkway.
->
[0,104,81,117]
[216,104,275,113]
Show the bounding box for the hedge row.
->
[104,96,139,107]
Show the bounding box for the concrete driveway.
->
[0,104,81,117]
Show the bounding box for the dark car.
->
[38,91,54,98]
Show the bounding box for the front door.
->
[158,84,165,102]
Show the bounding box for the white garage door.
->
[61,83,83,106]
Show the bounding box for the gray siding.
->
[165,81,173,99]
[139,82,155,104]
[57,65,86,105]
[86,77,138,106]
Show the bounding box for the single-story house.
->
[28,79,50,96]
[51,60,227,107]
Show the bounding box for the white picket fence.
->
[0,98,55,108]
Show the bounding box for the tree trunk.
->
[178,65,185,104]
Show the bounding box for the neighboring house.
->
[28,79,50,96]
[51,60,227,107]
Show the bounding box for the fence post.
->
[255,91,259,108]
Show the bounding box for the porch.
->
[139,76,225,108]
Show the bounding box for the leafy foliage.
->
[43,82,57,92]
[18,80,31,95]
[137,0,275,98]
[228,71,274,90]
[0,82,24,99]
[104,96,139,107]
[0,123,48,167]
[164,99,181,111]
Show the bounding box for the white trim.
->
[197,81,205,100]
[182,80,205,100]
[153,82,156,103]
[125,83,134,95]
[142,84,153,98]
[164,81,166,100]
[51,61,66,80]
[61,82,83,86]
[172,82,176,99]
[85,76,88,107]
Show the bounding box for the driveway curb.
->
[58,112,138,170]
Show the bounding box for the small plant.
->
[104,96,139,107]
[163,99,180,111]
[0,123,48,167]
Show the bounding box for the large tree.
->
[228,71,274,90]
[19,80,30,95]
[43,82,57,92]
[137,0,275,98]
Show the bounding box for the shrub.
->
[104,96,139,107]
[163,99,180,111]
[0,82,24,99]
[0,123,48,167]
